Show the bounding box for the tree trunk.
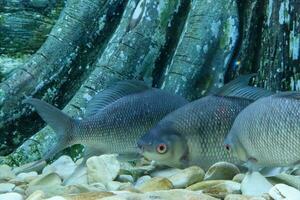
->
[1,0,300,166]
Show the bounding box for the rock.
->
[150,168,181,178]
[241,172,273,196]
[102,189,219,200]
[269,184,300,200]
[64,183,106,194]
[63,192,114,200]
[168,166,205,188]
[0,192,23,200]
[134,175,152,187]
[204,162,240,181]
[225,194,248,200]
[233,174,246,183]
[26,185,65,198]
[105,181,133,191]
[117,175,134,183]
[13,172,38,184]
[225,194,269,200]
[26,190,45,200]
[43,156,77,181]
[202,181,241,198]
[86,155,120,184]
[135,177,173,192]
[0,183,15,193]
[28,173,62,187]
[63,167,88,186]
[187,180,226,190]
[13,186,25,195]
[45,197,67,200]
[26,173,63,197]
[0,165,15,181]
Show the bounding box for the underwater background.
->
[1,0,300,199]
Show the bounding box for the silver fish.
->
[137,95,253,169]
[225,92,300,171]
[137,75,272,170]
[24,80,188,162]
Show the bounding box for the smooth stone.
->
[225,194,269,200]
[225,194,249,200]
[26,185,65,198]
[26,190,45,200]
[204,162,240,181]
[28,173,62,187]
[241,172,273,196]
[0,165,16,181]
[0,183,15,193]
[1,183,13,191]
[105,181,132,191]
[64,183,106,194]
[13,172,38,184]
[135,177,173,192]
[43,156,77,181]
[269,184,300,200]
[45,197,67,200]
[150,168,181,178]
[86,155,120,184]
[134,175,152,187]
[63,192,114,200]
[168,166,205,188]
[102,189,218,200]
[117,175,134,183]
[202,181,241,198]
[187,180,227,190]
[0,192,23,200]
[63,167,88,186]
[267,173,300,189]
[233,173,246,183]
[13,186,25,195]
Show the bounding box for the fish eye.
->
[156,143,167,154]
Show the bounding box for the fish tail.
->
[23,98,77,160]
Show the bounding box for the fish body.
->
[138,95,253,169]
[25,81,188,161]
[225,92,300,169]
[74,88,187,153]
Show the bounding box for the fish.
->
[24,80,188,164]
[224,92,300,172]
[137,75,272,170]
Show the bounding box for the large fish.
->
[225,92,300,172]
[137,75,272,170]
[24,80,188,163]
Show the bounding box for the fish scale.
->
[24,81,188,163]
[138,95,253,170]
[226,93,300,169]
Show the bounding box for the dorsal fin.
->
[272,92,300,100]
[214,74,273,100]
[85,80,150,117]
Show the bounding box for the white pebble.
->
[0,192,23,200]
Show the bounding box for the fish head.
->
[138,125,188,168]
[224,128,248,162]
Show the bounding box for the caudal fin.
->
[24,98,75,138]
[23,98,76,161]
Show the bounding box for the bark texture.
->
[1,0,299,166]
